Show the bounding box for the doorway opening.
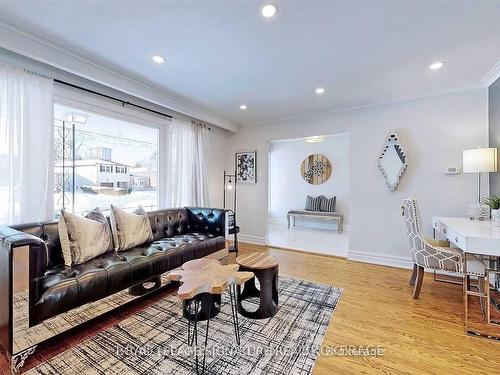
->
[267,133,349,257]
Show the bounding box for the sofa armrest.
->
[185,207,226,238]
[0,226,48,305]
[0,226,48,278]
[0,226,49,352]
[0,226,44,248]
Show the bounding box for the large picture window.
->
[54,103,159,216]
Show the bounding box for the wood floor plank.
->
[247,244,500,375]
[1,242,498,374]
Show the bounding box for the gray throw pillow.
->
[305,195,322,211]
[305,195,314,211]
[320,196,336,212]
[315,195,325,211]
[110,205,154,251]
[58,208,113,267]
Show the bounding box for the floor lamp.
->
[223,171,239,253]
[463,148,497,219]
[223,171,236,211]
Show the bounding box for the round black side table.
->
[236,253,279,319]
[183,293,221,321]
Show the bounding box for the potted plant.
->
[482,195,500,226]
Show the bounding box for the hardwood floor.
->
[1,243,499,374]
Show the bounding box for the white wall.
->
[228,89,489,267]
[269,134,349,227]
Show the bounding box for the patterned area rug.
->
[28,277,342,375]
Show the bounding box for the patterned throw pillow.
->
[312,196,323,211]
[58,208,114,267]
[305,195,322,211]
[320,196,336,212]
[110,205,154,251]
[305,195,314,210]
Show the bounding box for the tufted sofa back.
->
[148,208,190,240]
[10,207,226,274]
[12,221,64,271]
[146,207,226,240]
[185,207,226,238]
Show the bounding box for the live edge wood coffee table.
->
[236,253,279,319]
[167,258,253,374]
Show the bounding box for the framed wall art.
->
[235,151,257,184]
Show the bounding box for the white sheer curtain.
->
[193,122,210,205]
[0,63,54,224]
[164,117,210,207]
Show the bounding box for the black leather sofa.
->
[0,206,227,362]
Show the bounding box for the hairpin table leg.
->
[185,294,216,375]
[229,284,241,345]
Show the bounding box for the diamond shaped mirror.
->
[378,131,407,191]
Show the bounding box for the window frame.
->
[53,84,168,212]
[99,165,113,173]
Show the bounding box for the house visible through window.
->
[54,103,159,216]
[99,165,113,173]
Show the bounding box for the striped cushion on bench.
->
[320,196,336,212]
[305,195,322,211]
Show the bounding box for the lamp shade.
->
[463,148,498,173]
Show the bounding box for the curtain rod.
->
[54,79,173,120]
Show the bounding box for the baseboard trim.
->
[268,220,348,232]
[238,234,267,246]
[268,218,287,226]
[267,244,348,260]
[347,250,413,270]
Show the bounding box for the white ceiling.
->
[0,0,499,126]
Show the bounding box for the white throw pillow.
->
[58,208,114,267]
[109,205,154,251]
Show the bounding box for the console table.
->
[287,210,344,233]
[432,217,500,340]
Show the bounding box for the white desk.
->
[432,217,500,256]
[432,217,500,340]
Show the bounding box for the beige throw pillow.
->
[109,205,154,251]
[58,208,114,267]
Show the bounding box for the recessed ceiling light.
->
[429,61,443,70]
[315,87,326,95]
[152,55,165,64]
[240,104,247,110]
[305,136,325,144]
[261,4,278,18]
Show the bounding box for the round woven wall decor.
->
[300,154,332,184]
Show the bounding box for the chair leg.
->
[409,264,417,286]
[413,266,424,299]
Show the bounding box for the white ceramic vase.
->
[492,209,500,227]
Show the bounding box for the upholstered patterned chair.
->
[401,198,486,299]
